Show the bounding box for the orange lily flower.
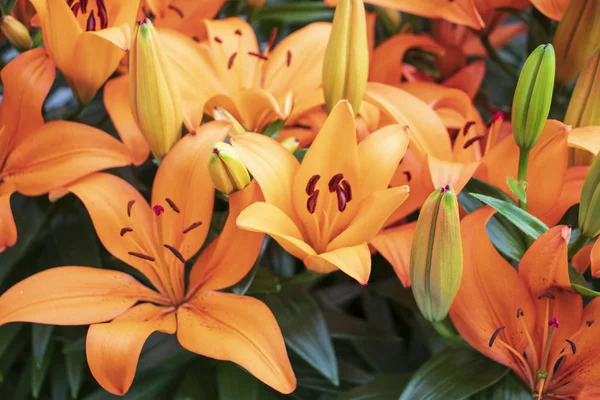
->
[0,48,133,251]
[450,207,600,398]
[0,122,295,395]
[30,0,139,104]
[140,0,225,39]
[234,100,410,285]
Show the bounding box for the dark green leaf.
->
[64,341,86,399]
[255,2,334,23]
[0,332,28,384]
[506,177,527,204]
[399,347,508,400]
[174,359,218,400]
[262,119,286,138]
[485,214,528,261]
[0,323,24,361]
[460,178,515,213]
[218,362,262,400]
[51,205,102,268]
[32,324,54,368]
[324,311,403,342]
[335,374,411,400]
[470,372,530,400]
[263,287,339,385]
[32,342,55,398]
[51,357,69,400]
[245,267,281,295]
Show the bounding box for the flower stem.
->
[518,150,530,210]
[480,35,519,80]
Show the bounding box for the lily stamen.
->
[120,227,133,236]
[517,308,540,372]
[167,4,184,18]
[306,174,320,195]
[86,11,96,31]
[127,200,135,216]
[248,52,269,61]
[183,221,203,234]
[165,197,180,213]
[328,173,344,192]
[341,180,352,201]
[163,244,185,263]
[227,52,237,70]
[335,186,347,212]
[307,190,319,214]
[127,251,155,262]
[286,50,292,67]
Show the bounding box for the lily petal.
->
[572,243,593,274]
[0,267,164,325]
[0,182,17,252]
[90,25,131,51]
[443,60,485,99]
[152,0,225,39]
[530,0,568,20]
[426,156,479,193]
[87,303,176,396]
[568,126,600,156]
[370,222,416,287]
[538,166,588,226]
[305,243,371,285]
[591,240,600,278]
[177,291,296,394]
[235,88,284,132]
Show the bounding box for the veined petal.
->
[538,166,588,226]
[530,0,568,20]
[188,181,265,293]
[305,243,371,284]
[443,60,485,99]
[568,126,600,156]
[152,0,225,39]
[0,182,17,252]
[3,121,132,196]
[103,75,150,166]
[177,291,296,394]
[110,0,141,27]
[370,222,416,287]
[235,88,284,132]
[152,121,229,264]
[357,124,409,196]
[231,132,299,219]
[67,173,167,294]
[87,303,176,396]
[449,208,536,372]
[328,186,410,251]
[90,25,131,51]
[572,243,593,274]
[0,267,165,325]
[237,202,316,260]
[426,156,479,193]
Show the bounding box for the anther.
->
[96,0,108,29]
[67,0,75,6]
[214,36,223,44]
[286,50,292,67]
[163,244,185,263]
[341,180,352,202]
[153,205,165,216]
[307,190,319,214]
[234,29,242,36]
[86,11,96,32]
[489,326,505,347]
[120,227,133,237]
[517,308,525,318]
[463,121,476,136]
[538,291,556,300]
[463,135,485,149]
[71,3,81,16]
[183,221,203,234]
[548,317,560,328]
[587,319,595,327]
[306,175,320,195]
[403,171,412,182]
[335,186,347,212]
[128,251,155,262]
[248,52,269,61]
[228,52,237,69]
[127,200,135,217]
[267,27,278,49]
[165,198,180,213]
[565,339,577,354]
[328,173,344,192]
[168,4,184,18]
[80,0,88,13]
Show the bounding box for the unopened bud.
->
[579,153,600,238]
[280,137,300,153]
[512,44,555,151]
[410,185,463,322]
[1,16,31,50]
[213,107,247,136]
[322,0,368,115]
[208,142,251,195]
[129,19,183,160]
[553,0,600,84]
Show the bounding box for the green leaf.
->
[245,267,281,295]
[32,324,54,368]
[32,342,55,398]
[262,119,286,139]
[51,205,102,268]
[263,287,339,385]
[0,332,28,384]
[218,362,262,400]
[470,194,548,239]
[460,178,515,213]
[0,323,24,362]
[255,2,334,23]
[64,341,86,399]
[50,357,69,400]
[324,311,403,342]
[335,374,411,400]
[485,214,528,261]
[570,264,600,297]
[399,347,508,400]
[506,177,527,204]
[470,372,531,399]
[174,359,218,400]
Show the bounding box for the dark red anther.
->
[120,227,133,237]
[440,186,447,194]
[587,319,595,327]
[228,52,237,69]
[67,0,75,6]
[248,52,269,61]
[128,251,155,262]
[463,135,485,149]
[96,0,108,29]
[153,205,165,216]
[516,308,524,318]
[71,3,81,16]
[183,221,203,234]
[565,339,577,354]
[341,180,352,202]
[548,317,560,328]
[80,0,88,13]
[402,171,412,182]
[86,10,96,32]
[192,36,200,42]
[127,200,135,217]
[489,326,505,347]
[306,175,320,195]
[168,4,184,18]
[463,120,476,136]
[165,198,180,213]
[214,36,223,44]
[328,173,344,192]
[164,244,185,263]
[267,27,278,49]
[307,190,319,214]
[234,29,242,36]
[286,50,292,67]
[538,291,556,300]
[335,186,347,212]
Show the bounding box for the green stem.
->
[431,320,468,348]
[517,150,530,210]
[480,35,519,80]
[568,232,589,258]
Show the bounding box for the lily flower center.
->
[66,0,109,31]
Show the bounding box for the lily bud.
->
[129,19,183,160]
[322,0,368,115]
[208,142,252,195]
[553,0,600,84]
[1,16,31,51]
[280,137,300,153]
[410,185,463,322]
[579,153,600,238]
[566,49,600,165]
[512,44,555,151]
[213,107,247,136]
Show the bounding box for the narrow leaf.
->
[31,343,55,398]
[32,324,54,368]
[506,177,527,204]
[336,374,411,400]
[470,372,531,399]
[218,362,262,400]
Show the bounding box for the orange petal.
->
[152,0,225,39]
[177,291,296,394]
[0,182,17,252]
[370,222,416,287]
[3,121,132,196]
[538,166,588,226]
[90,25,131,51]
[370,33,445,85]
[236,201,316,261]
[357,124,409,196]
[231,132,299,219]
[0,48,55,163]
[530,0,568,20]
[328,186,410,251]
[462,22,527,56]
[152,121,229,264]
[572,243,594,274]
[103,75,150,166]
[449,208,536,372]
[426,156,479,192]
[235,88,284,132]
[591,240,600,278]
[67,173,167,294]
[188,181,265,293]
[568,126,600,156]
[443,60,485,99]
[87,303,176,396]
[0,266,165,325]
[304,243,371,285]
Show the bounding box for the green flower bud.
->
[1,16,31,51]
[579,152,600,238]
[280,137,300,153]
[208,142,252,195]
[512,44,555,152]
[410,185,463,323]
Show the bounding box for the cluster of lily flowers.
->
[2,0,600,398]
